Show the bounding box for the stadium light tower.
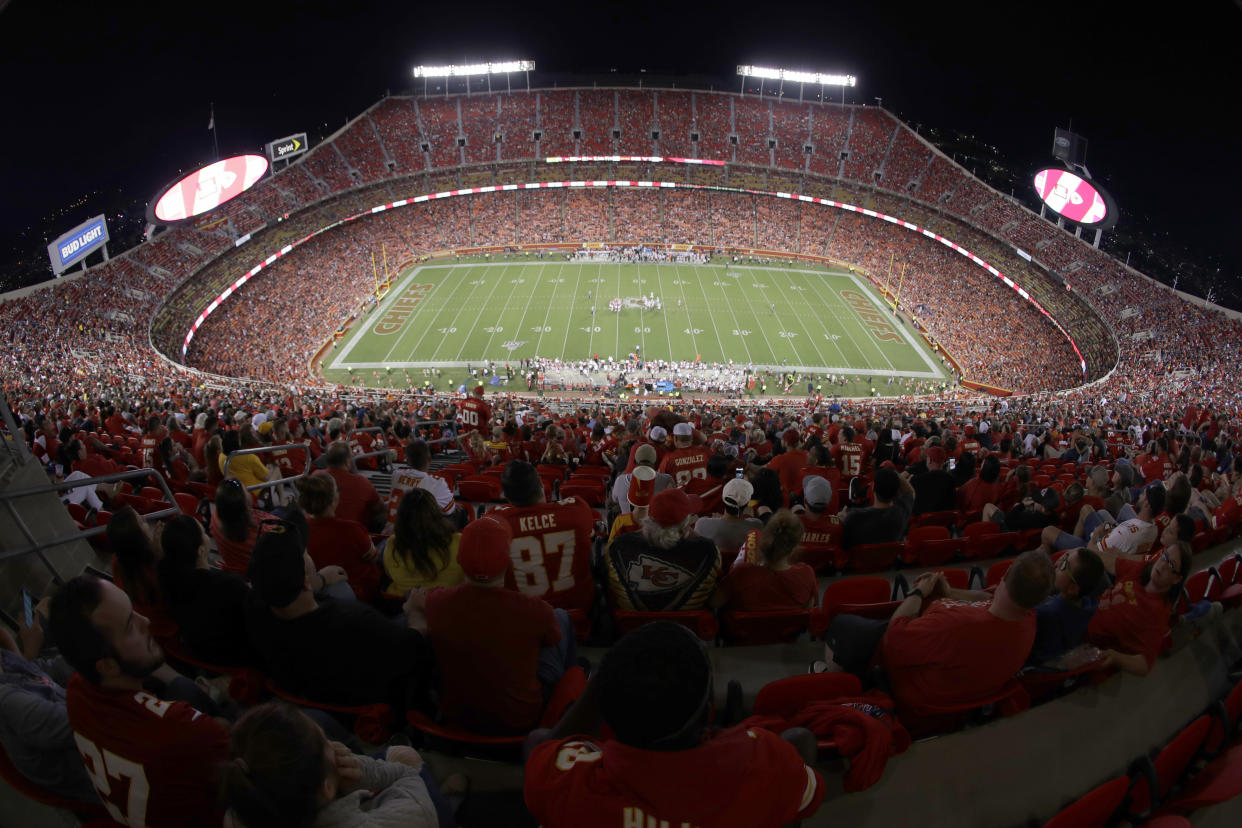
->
[737,65,857,104]
[412,60,535,96]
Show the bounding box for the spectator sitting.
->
[48,575,230,828]
[244,521,432,709]
[712,509,816,612]
[911,445,957,515]
[524,622,824,828]
[1088,540,1191,675]
[382,487,464,598]
[693,478,762,557]
[1042,482,1165,557]
[763,429,809,503]
[221,424,274,491]
[841,467,915,549]
[683,452,730,515]
[606,489,720,612]
[607,465,657,541]
[982,487,1063,532]
[320,441,385,531]
[221,701,449,828]
[747,465,784,521]
[791,476,843,572]
[880,550,1053,716]
[296,474,381,603]
[157,513,259,667]
[390,439,466,530]
[210,477,277,573]
[107,505,177,640]
[956,453,1002,515]
[0,607,98,804]
[1027,547,1107,665]
[420,515,575,734]
[612,443,673,515]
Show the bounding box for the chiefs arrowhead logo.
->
[627,554,694,591]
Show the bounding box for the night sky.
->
[2,1,1238,301]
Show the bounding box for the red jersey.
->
[658,445,712,487]
[765,449,809,502]
[494,497,597,610]
[321,468,381,527]
[797,510,844,572]
[881,599,1035,716]
[524,727,824,828]
[833,441,867,477]
[1087,558,1171,670]
[139,435,162,473]
[458,397,492,434]
[426,584,561,733]
[720,561,817,611]
[306,515,380,602]
[67,674,229,828]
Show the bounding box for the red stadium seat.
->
[1125,715,1212,819]
[822,576,897,624]
[264,680,393,744]
[844,542,902,573]
[457,476,502,501]
[901,526,964,567]
[1041,775,1130,828]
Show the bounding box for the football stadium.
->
[3,25,1242,828]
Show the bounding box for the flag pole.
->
[209,103,220,162]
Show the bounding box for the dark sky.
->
[2,0,1239,289]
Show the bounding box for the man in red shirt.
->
[457,385,492,435]
[424,515,573,734]
[793,475,843,572]
[658,422,711,487]
[319,441,385,531]
[491,460,597,611]
[49,575,229,828]
[524,621,823,828]
[765,428,809,503]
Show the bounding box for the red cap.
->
[473,385,486,396]
[648,488,703,527]
[925,446,948,465]
[458,516,512,582]
[782,428,800,446]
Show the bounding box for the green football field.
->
[321,259,950,394]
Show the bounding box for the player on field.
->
[490,460,597,611]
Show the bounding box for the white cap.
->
[722,478,754,509]
[673,422,694,437]
[649,426,668,442]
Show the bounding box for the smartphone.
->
[21,588,33,627]
[949,458,957,471]
[735,469,745,479]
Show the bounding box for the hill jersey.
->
[66,674,229,828]
[494,497,596,610]
[458,397,492,434]
[658,445,712,487]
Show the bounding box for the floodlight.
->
[412,60,534,78]
[736,65,856,86]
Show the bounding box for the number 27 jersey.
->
[494,497,596,611]
[66,674,229,828]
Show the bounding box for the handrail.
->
[0,389,31,468]
[0,468,179,572]
[222,443,313,493]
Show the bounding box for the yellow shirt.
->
[383,533,464,596]
[219,451,270,489]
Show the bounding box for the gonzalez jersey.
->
[494,497,597,610]
[658,445,712,487]
[458,397,492,434]
[66,674,229,828]
[524,728,824,828]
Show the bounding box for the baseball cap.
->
[803,476,833,509]
[634,443,658,466]
[458,516,513,583]
[648,488,703,527]
[474,385,485,395]
[673,422,694,438]
[782,428,800,446]
[649,426,668,442]
[628,465,657,507]
[722,478,754,509]
[925,446,948,466]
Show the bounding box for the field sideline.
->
[321,260,949,388]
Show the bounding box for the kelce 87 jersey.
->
[493,497,597,610]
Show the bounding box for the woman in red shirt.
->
[295,473,380,602]
[712,510,817,612]
[210,478,276,573]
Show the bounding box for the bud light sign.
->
[47,214,109,275]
